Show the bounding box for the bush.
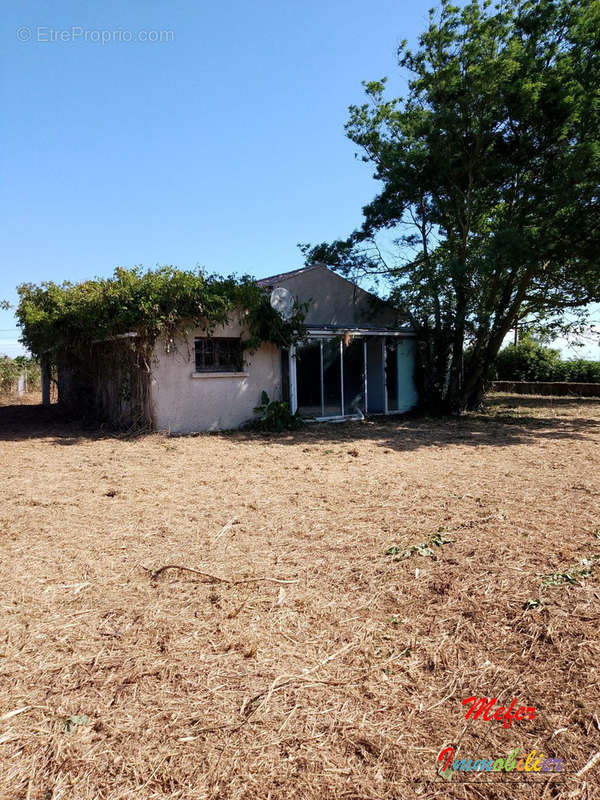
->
[561,358,600,383]
[0,356,40,394]
[0,356,20,393]
[248,391,303,432]
[492,340,600,383]
[15,356,41,391]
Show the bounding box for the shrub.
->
[15,356,41,391]
[0,356,40,394]
[561,358,600,383]
[0,356,20,393]
[492,340,600,383]
[493,340,563,381]
[248,391,303,432]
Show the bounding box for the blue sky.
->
[1,0,598,358]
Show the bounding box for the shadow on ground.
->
[0,403,117,445]
[1,395,599,453]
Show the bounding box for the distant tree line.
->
[0,355,41,394]
[491,340,600,383]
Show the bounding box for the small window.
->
[194,337,243,373]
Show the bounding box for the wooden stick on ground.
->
[142,564,299,585]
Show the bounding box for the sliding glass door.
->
[386,337,418,412]
[322,338,343,416]
[366,338,385,412]
[342,337,365,414]
[294,335,416,418]
[296,336,365,418]
[296,339,322,417]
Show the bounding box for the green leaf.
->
[63,714,90,733]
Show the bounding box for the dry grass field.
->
[1,394,599,800]
[0,391,43,408]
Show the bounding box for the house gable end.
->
[258,264,407,330]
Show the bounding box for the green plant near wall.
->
[16,266,306,365]
[249,391,304,432]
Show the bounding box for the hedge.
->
[492,341,600,384]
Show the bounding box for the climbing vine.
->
[16,267,306,429]
[16,266,306,362]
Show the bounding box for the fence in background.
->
[491,381,600,397]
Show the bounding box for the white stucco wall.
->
[150,320,282,433]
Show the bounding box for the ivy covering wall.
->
[16,267,305,429]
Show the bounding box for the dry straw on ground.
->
[0,394,599,799]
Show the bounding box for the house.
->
[257,264,418,420]
[56,265,418,431]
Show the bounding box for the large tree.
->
[303,0,600,413]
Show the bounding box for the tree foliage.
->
[16,266,306,363]
[302,0,600,412]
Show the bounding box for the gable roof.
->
[257,264,410,331]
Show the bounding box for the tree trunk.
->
[444,291,467,414]
[464,372,488,410]
[415,294,522,415]
[41,357,52,407]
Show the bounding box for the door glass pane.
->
[366,338,385,413]
[386,339,399,411]
[386,338,418,412]
[395,338,419,411]
[322,338,342,416]
[296,339,322,417]
[343,337,364,414]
